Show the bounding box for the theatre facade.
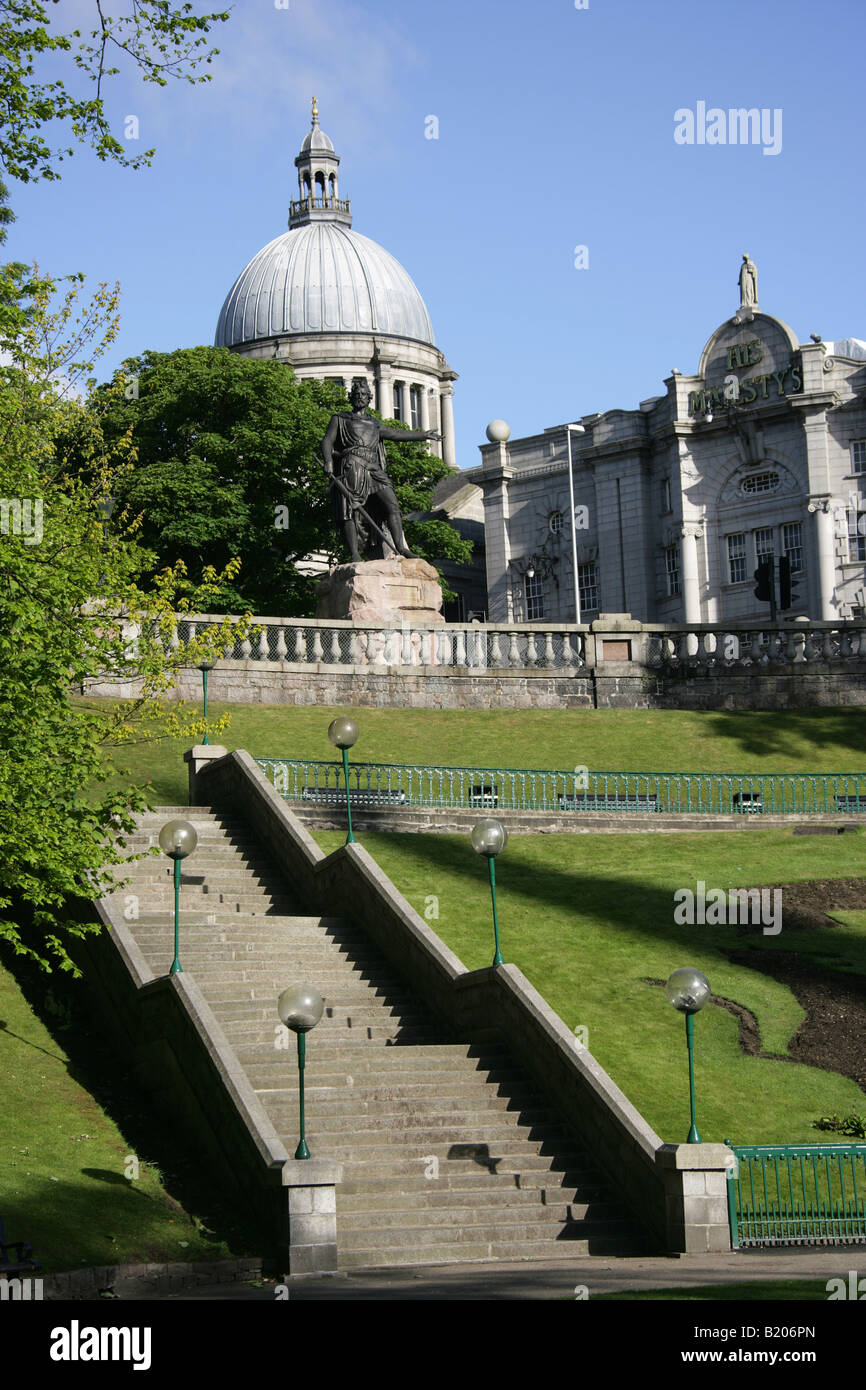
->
[467,260,866,626]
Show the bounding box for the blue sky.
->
[6,0,865,467]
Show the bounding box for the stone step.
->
[335,1200,626,1229]
[245,1074,528,1098]
[258,1099,558,1128]
[338,1218,636,1255]
[339,1234,640,1268]
[274,1130,578,1156]
[335,1163,600,1189]
[336,1185,612,1212]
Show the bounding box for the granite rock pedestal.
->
[316,556,444,625]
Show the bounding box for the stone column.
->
[419,385,430,432]
[440,383,456,469]
[481,451,514,622]
[808,497,838,620]
[377,368,393,420]
[680,522,704,624]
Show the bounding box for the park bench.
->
[733,792,763,813]
[557,793,659,812]
[468,786,499,808]
[0,1217,40,1277]
[834,795,866,813]
[300,787,408,807]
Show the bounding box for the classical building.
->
[215,100,458,470]
[465,260,866,625]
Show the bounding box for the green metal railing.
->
[726,1142,866,1247]
[254,759,866,816]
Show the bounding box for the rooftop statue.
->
[739,253,758,308]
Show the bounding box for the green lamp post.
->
[278,984,325,1159]
[198,659,214,745]
[158,818,198,976]
[327,716,359,844]
[470,818,508,967]
[665,966,711,1143]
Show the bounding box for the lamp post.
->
[278,984,325,1159]
[470,818,508,967]
[198,660,214,745]
[158,819,198,976]
[566,423,586,625]
[327,716,359,844]
[665,966,711,1143]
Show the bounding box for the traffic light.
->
[778,555,800,609]
[753,559,773,603]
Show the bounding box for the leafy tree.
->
[0,0,230,187]
[82,346,473,615]
[0,268,255,973]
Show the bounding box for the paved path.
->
[154,1248,862,1300]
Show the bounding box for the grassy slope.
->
[0,959,247,1274]
[312,826,866,1145]
[91,703,866,807]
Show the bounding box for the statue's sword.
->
[326,469,397,555]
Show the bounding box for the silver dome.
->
[215,221,436,347]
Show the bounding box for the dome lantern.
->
[290,95,351,229]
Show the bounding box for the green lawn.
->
[311,827,866,1145]
[0,955,257,1274]
[89,703,866,807]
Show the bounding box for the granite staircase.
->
[118,806,644,1268]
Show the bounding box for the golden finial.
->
[311,96,319,125]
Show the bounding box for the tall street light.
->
[198,659,214,745]
[665,966,711,1143]
[158,818,198,976]
[328,717,359,844]
[278,984,325,1159]
[566,423,586,625]
[470,818,508,967]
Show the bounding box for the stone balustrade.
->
[84,611,866,710]
[173,612,866,673]
[176,614,587,671]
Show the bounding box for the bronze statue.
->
[321,379,440,562]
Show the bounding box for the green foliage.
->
[81,347,472,615]
[0,273,256,972]
[0,0,230,186]
[813,1113,866,1139]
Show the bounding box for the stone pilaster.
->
[680,522,704,624]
